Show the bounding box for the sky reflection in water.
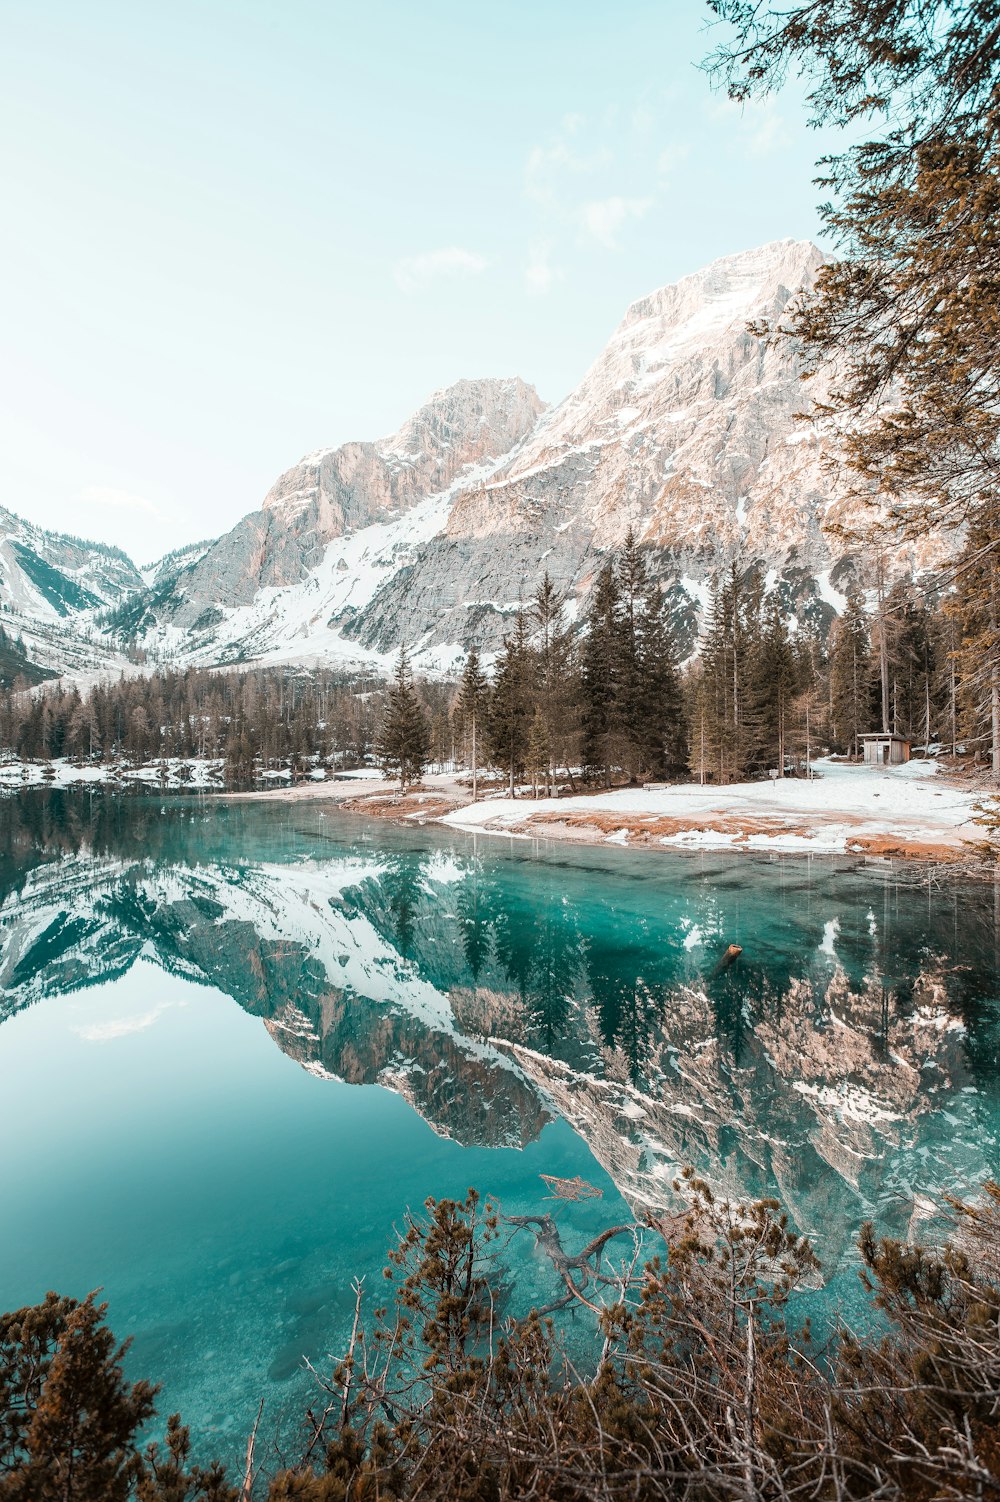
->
[1,789,998,1463]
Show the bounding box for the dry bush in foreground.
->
[2,1176,1000,1500]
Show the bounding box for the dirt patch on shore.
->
[340,788,460,821]
[522,811,812,844]
[845,834,964,862]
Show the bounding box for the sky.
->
[0,0,838,565]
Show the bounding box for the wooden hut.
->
[859,732,910,767]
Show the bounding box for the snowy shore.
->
[227,756,986,862]
[0,754,987,862]
[438,759,980,861]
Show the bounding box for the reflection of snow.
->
[819,918,839,959]
[792,1079,902,1125]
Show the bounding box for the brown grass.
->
[342,788,459,821]
[845,834,962,862]
[524,810,812,843]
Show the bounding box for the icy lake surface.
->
[1,789,998,1464]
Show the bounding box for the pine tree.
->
[695,564,761,783]
[829,591,874,758]
[457,648,489,801]
[636,581,687,779]
[532,573,579,788]
[792,630,827,776]
[525,708,551,798]
[686,661,711,786]
[616,529,649,782]
[376,647,430,789]
[486,614,534,797]
[581,562,622,785]
[753,596,798,775]
[883,578,941,745]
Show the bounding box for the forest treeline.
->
[0,529,985,788]
[3,1178,999,1501]
[2,527,987,791]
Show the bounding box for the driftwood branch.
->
[341,1277,365,1426]
[506,1214,641,1315]
[240,1396,264,1502]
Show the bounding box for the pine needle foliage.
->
[375,647,431,789]
[5,1181,1000,1499]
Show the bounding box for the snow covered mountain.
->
[126,377,546,671]
[1,238,928,678]
[0,506,144,681]
[129,238,842,669]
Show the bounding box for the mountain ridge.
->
[0,238,920,681]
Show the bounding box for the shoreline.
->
[221,757,987,867]
[3,755,991,867]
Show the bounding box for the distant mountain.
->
[127,375,546,669]
[0,506,144,681]
[0,239,946,681]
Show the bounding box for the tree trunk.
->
[984,576,990,787]
[471,716,478,802]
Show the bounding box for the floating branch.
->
[539,1174,604,1202]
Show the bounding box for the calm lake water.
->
[1,788,998,1464]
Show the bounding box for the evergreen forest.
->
[0,532,983,790]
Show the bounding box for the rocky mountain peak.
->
[0,238,895,676]
[620,237,823,335]
[380,376,546,469]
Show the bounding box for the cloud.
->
[524,241,563,296]
[657,142,691,179]
[394,247,488,294]
[79,484,162,518]
[579,196,652,249]
[707,96,789,158]
[524,124,612,205]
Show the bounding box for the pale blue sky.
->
[1,0,835,563]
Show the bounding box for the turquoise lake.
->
[1,788,998,1466]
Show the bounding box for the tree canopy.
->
[708,0,1000,540]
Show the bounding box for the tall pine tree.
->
[487,613,534,797]
[829,591,874,758]
[581,562,622,785]
[376,647,430,789]
[456,648,489,801]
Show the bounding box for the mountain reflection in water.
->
[1,787,998,1277]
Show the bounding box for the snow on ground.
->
[440,758,979,858]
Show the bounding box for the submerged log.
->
[506,1213,639,1315]
[710,943,743,978]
